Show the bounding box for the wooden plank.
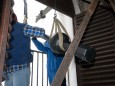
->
[51,0,99,86]
[0,0,11,83]
[36,0,75,17]
[109,0,115,12]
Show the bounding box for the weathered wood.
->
[36,0,75,17]
[74,5,115,86]
[109,0,115,12]
[51,0,99,86]
[0,0,11,83]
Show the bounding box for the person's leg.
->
[13,67,30,86]
[4,73,13,86]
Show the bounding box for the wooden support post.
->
[109,0,115,12]
[51,0,99,86]
[0,0,11,83]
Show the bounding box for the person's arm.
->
[32,37,48,53]
[41,34,49,41]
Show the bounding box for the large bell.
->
[49,33,70,54]
[49,33,96,63]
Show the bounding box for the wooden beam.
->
[109,0,115,12]
[35,0,75,17]
[0,0,11,83]
[36,7,52,22]
[51,0,99,86]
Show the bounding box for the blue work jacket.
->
[32,38,64,84]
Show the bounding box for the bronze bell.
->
[49,33,96,63]
[49,33,70,54]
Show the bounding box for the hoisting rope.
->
[23,0,28,24]
[50,0,71,51]
[49,15,71,51]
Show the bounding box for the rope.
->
[50,17,71,51]
[23,0,28,24]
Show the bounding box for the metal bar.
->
[36,7,52,22]
[23,0,28,18]
[51,0,99,86]
[23,0,28,24]
[42,53,44,86]
[47,55,49,86]
[31,52,34,86]
[67,71,70,86]
[37,53,39,86]
[31,51,49,86]
[31,50,44,53]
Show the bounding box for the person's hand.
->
[32,37,37,40]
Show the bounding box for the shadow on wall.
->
[0,0,3,23]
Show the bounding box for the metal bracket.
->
[36,6,52,22]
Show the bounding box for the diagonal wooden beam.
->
[0,0,11,83]
[51,0,99,86]
[109,0,115,12]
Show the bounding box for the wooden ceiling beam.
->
[36,0,75,17]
